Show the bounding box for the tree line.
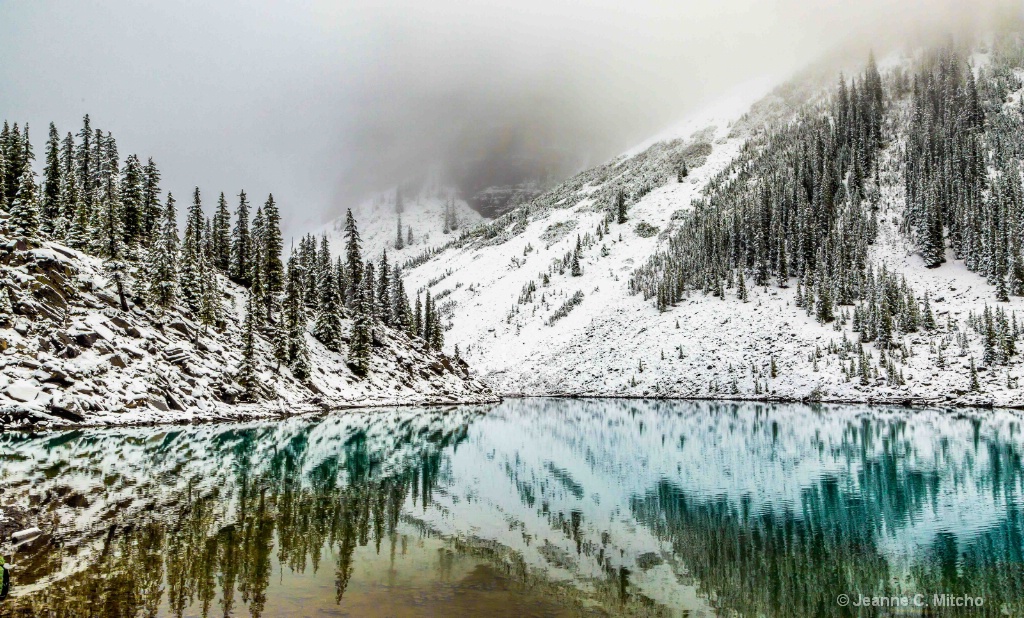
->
[0,115,446,399]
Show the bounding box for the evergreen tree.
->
[314,265,343,352]
[179,187,205,314]
[77,115,94,212]
[147,193,180,311]
[230,190,252,285]
[261,194,284,319]
[238,290,261,400]
[344,209,362,307]
[213,191,231,271]
[284,252,311,380]
[377,250,391,325]
[41,122,62,234]
[571,236,583,276]
[140,157,162,246]
[120,154,144,249]
[615,190,627,224]
[9,169,40,239]
[349,281,371,376]
[414,292,423,339]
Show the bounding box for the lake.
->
[1,399,1022,617]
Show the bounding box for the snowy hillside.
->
[0,236,493,428]
[404,38,1024,408]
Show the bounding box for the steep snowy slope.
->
[0,236,494,428]
[403,44,1024,408]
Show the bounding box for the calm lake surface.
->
[1,399,1023,617]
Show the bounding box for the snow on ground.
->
[0,237,494,428]
[402,61,1024,408]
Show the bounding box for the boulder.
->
[7,380,40,402]
[109,315,142,338]
[149,396,169,411]
[69,329,99,348]
[167,320,194,338]
[163,342,191,364]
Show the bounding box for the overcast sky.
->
[0,0,1018,238]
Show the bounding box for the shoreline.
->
[5,388,1023,432]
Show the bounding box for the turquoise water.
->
[1,399,1022,616]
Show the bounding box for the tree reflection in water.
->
[3,400,1024,617]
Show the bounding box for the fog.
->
[0,0,1019,237]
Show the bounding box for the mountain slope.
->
[0,235,494,428]
[404,39,1024,408]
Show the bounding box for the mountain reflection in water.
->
[1,400,1023,617]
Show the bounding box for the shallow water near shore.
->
[1,399,1022,616]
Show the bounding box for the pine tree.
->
[261,194,284,319]
[68,188,90,250]
[76,115,94,212]
[147,193,180,311]
[213,191,231,271]
[120,154,144,249]
[422,291,433,346]
[198,250,221,329]
[571,236,583,276]
[615,190,627,224]
[231,190,252,285]
[395,212,404,249]
[9,169,40,239]
[414,292,423,340]
[179,187,205,314]
[377,251,391,325]
[314,266,343,351]
[270,296,288,373]
[344,209,362,307]
[429,302,444,351]
[96,176,131,310]
[349,284,371,376]
[140,157,161,246]
[238,290,261,400]
[284,252,311,379]
[41,122,62,234]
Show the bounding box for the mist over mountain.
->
[2,0,1019,238]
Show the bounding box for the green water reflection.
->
[1,400,1022,617]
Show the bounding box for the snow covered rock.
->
[6,380,40,403]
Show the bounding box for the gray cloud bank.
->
[1,0,1020,236]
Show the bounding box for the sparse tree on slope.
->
[147,193,179,311]
[213,191,231,271]
[238,290,261,400]
[9,169,40,240]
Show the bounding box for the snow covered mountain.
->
[403,36,1024,408]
